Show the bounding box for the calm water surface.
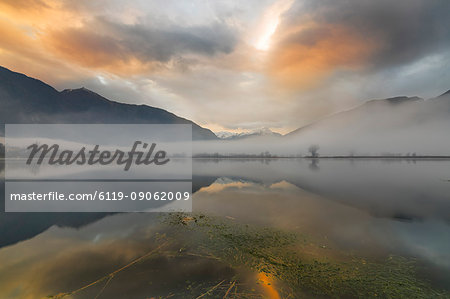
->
[0,159,449,298]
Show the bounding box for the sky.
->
[0,0,449,133]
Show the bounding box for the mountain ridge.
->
[284,91,450,155]
[286,93,449,136]
[216,127,282,140]
[0,66,217,140]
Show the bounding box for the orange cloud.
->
[43,27,156,75]
[0,0,154,78]
[0,0,81,30]
[0,0,95,83]
[267,23,380,89]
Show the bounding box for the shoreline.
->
[191,156,450,160]
[2,156,450,160]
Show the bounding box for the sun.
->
[254,0,294,51]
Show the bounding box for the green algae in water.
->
[47,214,449,298]
[163,213,450,298]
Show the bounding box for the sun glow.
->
[257,272,281,299]
[255,0,294,51]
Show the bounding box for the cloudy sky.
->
[0,0,449,133]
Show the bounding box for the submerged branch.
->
[48,241,169,298]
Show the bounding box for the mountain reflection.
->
[0,158,449,296]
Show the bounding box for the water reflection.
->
[195,176,450,277]
[0,159,449,297]
[193,159,450,222]
[308,158,320,171]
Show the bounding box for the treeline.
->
[193,152,285,158]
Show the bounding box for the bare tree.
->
[308,145,320,158]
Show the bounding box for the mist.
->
[194,93,450,157]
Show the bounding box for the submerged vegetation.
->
[48,213,449,298]
[163,213,449,298]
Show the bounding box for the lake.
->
[0,159,449,298]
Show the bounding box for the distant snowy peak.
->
[215,131,238,139]
[216,127,282,140]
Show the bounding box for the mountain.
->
[286,92,450,156]
[216,127,282,140]
[0,66,217,140]
[288,96,424,136]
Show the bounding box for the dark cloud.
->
[281,0,450,69]
[47,17,237,70]
[1,0,448,131]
